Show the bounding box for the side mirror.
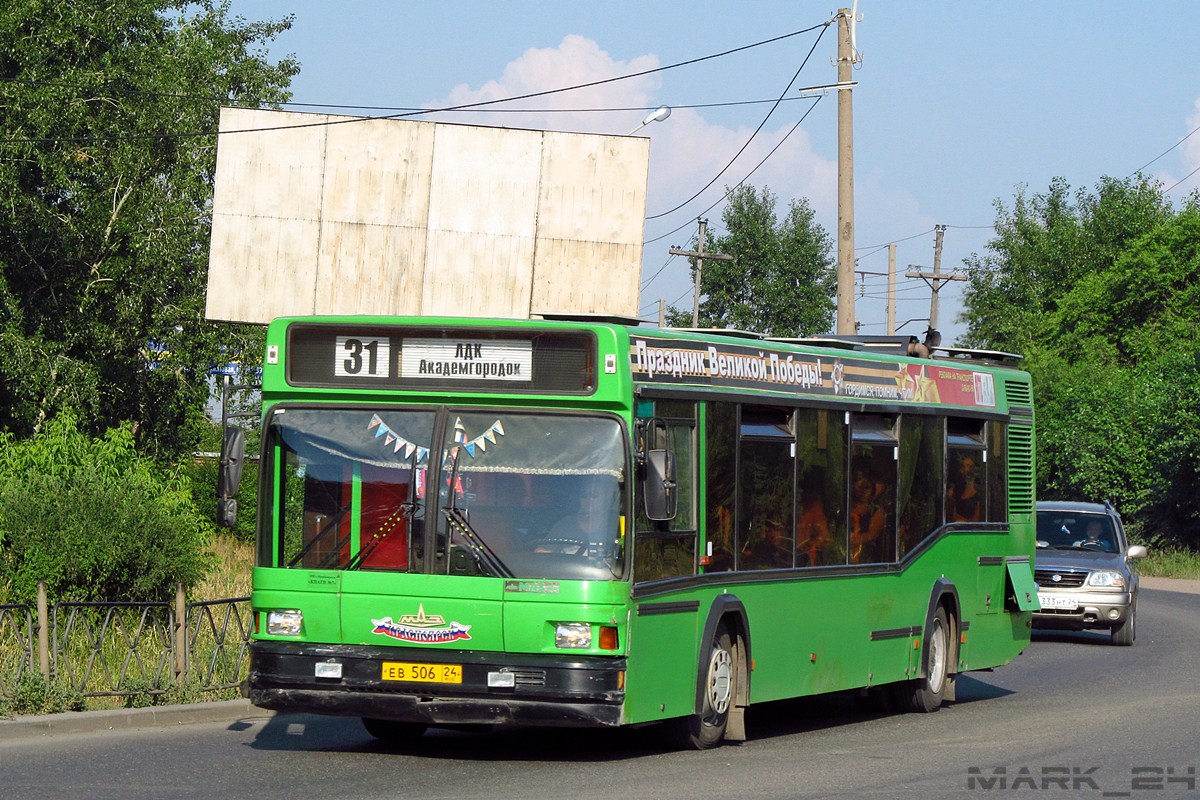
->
[1127,544,1148,560]
[217,426,246,528]
[643,448,677,521]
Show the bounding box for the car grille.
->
[1034,568,1088,588]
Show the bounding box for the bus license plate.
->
[381,661,462,683]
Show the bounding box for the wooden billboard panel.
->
[206,108,649,324]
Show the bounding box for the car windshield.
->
[264,408,627,581]
[1036,511,1118,553]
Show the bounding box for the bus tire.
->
[892,605,953,713]
[670,621,737,750]
[361,717,427,743]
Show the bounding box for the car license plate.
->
[1037,594,1079,610]
[381,661,462,683]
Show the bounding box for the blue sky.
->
[228,1,1200,345]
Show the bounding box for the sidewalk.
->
[0,698,275,742]
[1140,575,1200,594]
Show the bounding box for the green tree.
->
[0,0,296,457]
[668,185,836,337]
[958,176,1173,355]
[959,176,1200,547]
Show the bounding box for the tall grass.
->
[1138,547,1200,580]
[197,534,253,599]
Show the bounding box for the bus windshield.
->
[266,408,627,581]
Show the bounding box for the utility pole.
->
[904,225,964,330]
[835,6,858,335]
[887,243,896,335]
[670,218,732,327]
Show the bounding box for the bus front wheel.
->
[670,621,736,749]
[892,605,954,713]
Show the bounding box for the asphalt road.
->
[2,583,1198,800]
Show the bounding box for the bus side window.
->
[986,421,1007,522]
[947,418,986,524]
[898,415,944,556]
[633,401,698,583]
[849,414,897,564]
[703,402,737,573]
[794,408,847,567]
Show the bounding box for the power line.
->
[1126,121,1200,179]
[0,76,832,117]
[645,22,831,220]
[640,253,678,290]
[644,96,822,243]
[1164,162,1200,194]
[0,23,831,147]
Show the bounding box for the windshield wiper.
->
[442,506,514,579]
[347,449,425,571]
[287,506,353,568]
[440,447,514,579]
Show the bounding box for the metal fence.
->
[0,585,250,700]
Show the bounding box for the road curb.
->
[0,698,276,741]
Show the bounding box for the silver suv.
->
[1033,501,1148,646]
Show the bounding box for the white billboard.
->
[206,108,650,324]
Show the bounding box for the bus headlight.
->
[267,609,303,636]
[555,622,592,649]
[1086,571,1126,589]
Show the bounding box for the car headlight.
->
[267,609,303,636]
[1086,571,1126,589]
[555,622,592,649]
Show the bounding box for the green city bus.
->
[232,314,1038,749]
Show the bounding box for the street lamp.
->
[627,106,671,135]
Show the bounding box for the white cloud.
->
[1183,97,1200,175]
[422,35,951,330]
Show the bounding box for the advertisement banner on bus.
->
[629,336,996,409]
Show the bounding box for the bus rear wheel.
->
[669,622,736,750]
[892,605,953,713]
[362,717,427,743]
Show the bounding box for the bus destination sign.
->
[284,324,595,394]
[400,338,532,382]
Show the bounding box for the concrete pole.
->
[836,7,857,335]
[929,224,945,329]
[690,219,708,328]
[887,243,897,335]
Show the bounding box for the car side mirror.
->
[217,425,246,528]
[1126,544,1148,560]
[643,448,677,521]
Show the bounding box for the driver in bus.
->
[539,475,620,556]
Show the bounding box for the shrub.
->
[4,672,86,716]
[0,412,213,605]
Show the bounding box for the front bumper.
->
[1032,589,1133,631]
[246,641,626,728]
